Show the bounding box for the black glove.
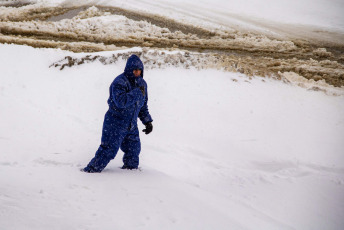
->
[142,122,153,135]
[139,86,145,97]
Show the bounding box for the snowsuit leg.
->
[120,127,141,168]
[85,111,126,172]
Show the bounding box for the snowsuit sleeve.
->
[112,78,144,109]
[139,83,153,124]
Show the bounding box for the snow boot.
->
[81,166,100,173]
[121,165,138,170]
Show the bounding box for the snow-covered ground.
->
[1,0,344,88]
[24,0,344,32]
[2,0,344,44]
[1,44,344,230]
[28,0,344,43]
[1,0,344,229]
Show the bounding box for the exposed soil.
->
[0,4,343,87]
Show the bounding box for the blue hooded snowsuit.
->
[85,55,152,172]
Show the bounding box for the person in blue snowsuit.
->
[83,54,153,172]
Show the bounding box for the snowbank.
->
[1,4,343,88]
[48,47,344,95]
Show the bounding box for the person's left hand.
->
[142,122,153,134]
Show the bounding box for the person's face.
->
[133,69,141,77]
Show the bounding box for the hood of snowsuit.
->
[124,54,144,78]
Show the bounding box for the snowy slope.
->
[107,0,344,31]
[1,0,344,229]
[28,0,344,45]
[34,0,344,31]
[1,44,344,230]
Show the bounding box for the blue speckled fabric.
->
[85,55,152,172]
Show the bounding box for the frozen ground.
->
[1,1,344,86]
[1,0,344,229]
[94,0,344,43]
[3,0,344,43]
[1,44,344,230]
